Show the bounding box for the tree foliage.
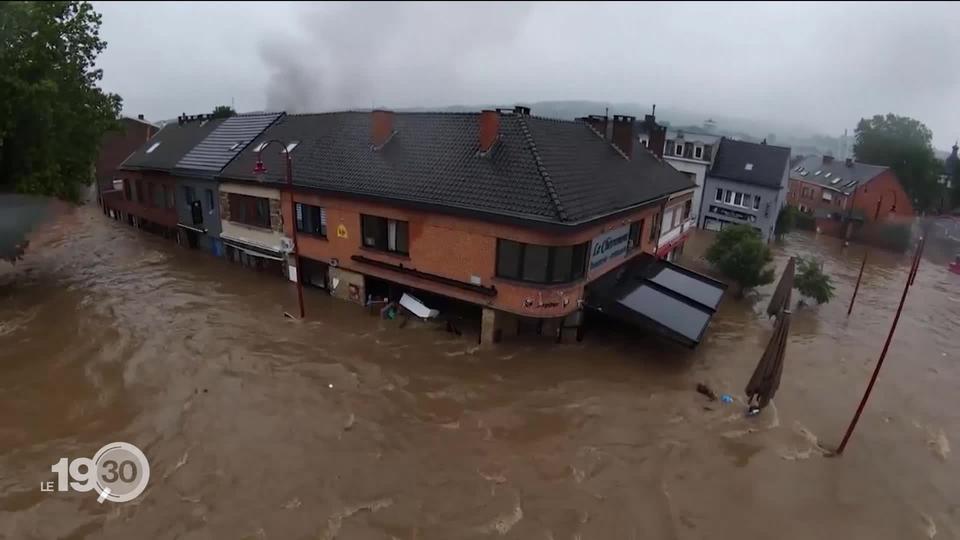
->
[211,105,235,119]
[793,256,835,305]
[705,224,775,297]
[774,205,797,240]
[0,1,122,201]
[853,113,939,212]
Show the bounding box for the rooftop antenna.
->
[604,106,608,118]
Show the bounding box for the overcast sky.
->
[94,1,960,149]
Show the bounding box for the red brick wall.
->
[850,170,915,222]
[107,171,178,227]
[281,191,663,318]
[96,118,157,192]
[787,179,849,214]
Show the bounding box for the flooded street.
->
[2,205,959,539]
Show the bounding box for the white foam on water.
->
[479,503,523,535]
[927,428,950,461]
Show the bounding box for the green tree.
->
[793,256,835,306]
[853,113,939,212]
[211,105,235,119]
[774,205,797,240]
[0,1,122,202]
[705,224,775,297]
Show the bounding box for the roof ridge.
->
[517,115,567,222]
[579,118,631,161]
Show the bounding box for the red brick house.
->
[217,108,724,346]
[787,155,914,237]
[95,116,158,201]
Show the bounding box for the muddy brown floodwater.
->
[1,205,958,539]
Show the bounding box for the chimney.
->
[479,110,500,153]
[578,114,609,139]
[513,105,531,116]
[823,155,834,164]
[137,114,144,120]
[845,157,854,167]
[371,109,394,147]
[612,115,636,159]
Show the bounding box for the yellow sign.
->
[336,224,348,239]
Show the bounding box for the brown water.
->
[1,205,958,539]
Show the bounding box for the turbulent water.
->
[1,205,958,539]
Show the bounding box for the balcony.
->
[659,217,696,247]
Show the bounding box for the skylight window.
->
[252,142,268,153]
[830,177,842,185]
[229,142,242,151]
[286,141,300,152]
[801,171,808,176]
[145,142,161,154]
[745,163,754,171]
[824,172,832,179]
[814,170,822,176]
[844,180,858,189]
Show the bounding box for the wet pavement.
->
[1,205,958,539]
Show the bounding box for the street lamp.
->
[847,189,897,316]
[253,140,305,319]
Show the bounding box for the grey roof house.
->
[698,138,791,242]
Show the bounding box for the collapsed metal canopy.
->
[584,253,727,348]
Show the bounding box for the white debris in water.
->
[478,469,507,484]
[927,428,950,461]
[343,413,356,431]
[163,450,190,480]
[480,503,523,535]
[921,512,937,538]
[283,497,302,510]
[440,420,460,430]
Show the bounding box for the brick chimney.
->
[479,110,500,153]
[578,114,609,139]
[643,109,667,159]
[823,155,834,165]
[371,109,394,147]
[612,115,636,159]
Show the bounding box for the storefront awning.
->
[584,253,727,348]
[221,236,285,261]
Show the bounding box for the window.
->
[145,142,161,154]
[743,194,752,208]
[228,142,242,151]
[744,163,754,171]
[754,196,761,210]
[164,185,175,209]
[662,208,676,232]
[205,189,215,214]
[629,219,644,249]
[831,177,842,185]
[184,185,196,204]
[814,170,822,176]
[734,192,743,206]
[694,146,703,159]
[715,188,723,202]
[824,172,832,179]
[495,239,587,284]
[150,183,164,208]
[675,143,683,156]
[295,203,327,237]
[286,141,300,152]
[683,200,692,219]
[649,213,660,241]
[228,193,271,229]
[252,142,268,153]
[640,139,648,148]
[361,214,408,254]
[123,179,132,201]
[822,191,833,201]
[136,180,144,204]
[724,191,733,204]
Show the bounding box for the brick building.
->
[787,155,915,237]
[217,107,715,345]
[95,116,158,201]
[105,115,224,239]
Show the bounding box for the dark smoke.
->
[259,2,533,113]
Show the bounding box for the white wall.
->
[664,158,708,219]
[219,182,286,251]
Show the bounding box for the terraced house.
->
[217,107,718,345]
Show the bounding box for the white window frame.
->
[675,143,683,156]
[694,145,703,159]
[715,188,723,202]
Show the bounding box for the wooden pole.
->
[836,240,921,454]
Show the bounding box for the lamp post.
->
[846,189,897,316]
[253,140,305,319]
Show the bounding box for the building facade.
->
[698,138,791,242]
[216,108,699,344]
[787,155,915,237]
[660,130,719,222]
[95,116,158,201]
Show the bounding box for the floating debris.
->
[927,428,950,461]
[479,503,523,535]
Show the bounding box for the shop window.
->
[495,239,587,284]
[228,193,271,229]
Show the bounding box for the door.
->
[186,229,199,249]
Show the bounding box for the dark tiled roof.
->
[219,112,694,226]
[174,112,283,176]
[120,117,225,172]
[790,155,887,195]
[708,139,790,189]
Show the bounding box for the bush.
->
[705,224,775,297]
[775,206,798,240]
[794,257,835,305]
